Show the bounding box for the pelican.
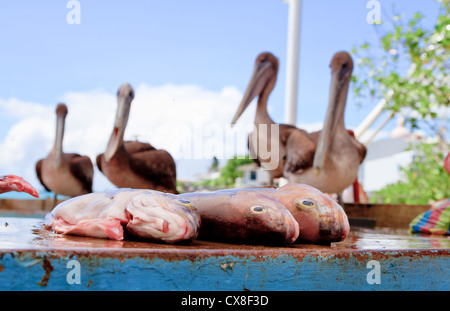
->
[231,52,316,184]
[36,103,94,197]
[284,51,367,194]
[231,51,366,194]
[96,83,178,194]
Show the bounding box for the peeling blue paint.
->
[1,250,449,291]
[0,217,449,291]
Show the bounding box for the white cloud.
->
[4,83,351,193]
[0,97,51,120]
[0,83,258,192]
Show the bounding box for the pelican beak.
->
[104,95,131,162]
[54,112,66,170]
[313,71,340,175]
[231,61,274,126]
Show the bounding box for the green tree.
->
[371,142,450,205]
[202,155,253,188]
[351,0,449,134]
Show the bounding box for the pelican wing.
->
[129,149,177,192]
[68,154,94,193]
[124,141,156,154]
[352,139,367,164]
[283,127,316,173]
[35,159,51,192]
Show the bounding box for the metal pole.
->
[284,0,302,126]
[362,111,394,146]
[354,64,416,140]
[354,95,389,140]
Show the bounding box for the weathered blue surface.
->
[1,250,449,291]
[0,217,449,291]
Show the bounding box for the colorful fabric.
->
[410,198,450,235]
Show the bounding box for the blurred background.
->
[0,0,448,203]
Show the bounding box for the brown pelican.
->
[231,51,366,194]
[36,104,94,197]
[231,52,316,185]
[96,83,178,194]
[284,51,367,194]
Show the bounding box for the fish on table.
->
[0,175,39,198]
[44,189,200,244]
[180,189,299,245]
[247,183,350,244]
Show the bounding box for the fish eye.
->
[250,205,266,213]
[178,199,193,206]
[295,199,316,209]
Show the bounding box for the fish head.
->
[228,190,299,244]
[125,191,200,243]
[277,183,350,244]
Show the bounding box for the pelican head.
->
[54,103,68,169]
[313,51,354,175]
[231,52,279,125]
[104,83,135,162]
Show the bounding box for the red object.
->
[352,179,360,203]
[347,130,360,203]
[0,175,39,198]
[444,152,450,175]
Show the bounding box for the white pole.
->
[354,64,416,140]
[354,89,395,140]
[284,0,302,126]
[362,111,394,146]
[354,97,388,140]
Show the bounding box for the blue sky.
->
[0,0,444,192]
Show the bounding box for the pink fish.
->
[180,189,299,245]
[249,183,350,244]
[0,175,39,198]
[45,189,200,243]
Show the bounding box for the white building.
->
[235,162,271,188]
[359,117,425,193]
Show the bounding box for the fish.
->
[248,183,350,244]
[180,189,299,245]
[0,175,40,198]
[44,188,200,243]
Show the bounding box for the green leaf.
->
[382,33,394,51]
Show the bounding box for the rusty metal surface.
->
[0,217,450,261]
[0,217,449,290]
[0,217,449,258]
